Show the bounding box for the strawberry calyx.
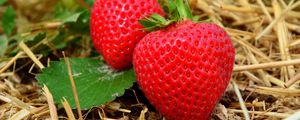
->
[138,0,200,31]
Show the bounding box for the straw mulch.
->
[1,0,300,119]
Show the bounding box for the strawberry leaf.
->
[63,12,83,23]
[63,11,90,34]
[138,19,158,31]
[174,0,193,20]
[84,0,95,7]
[151,13,167,23]
[139,0,197,31]
[139,13,174,31]
[36,58,136,109]
[2,6,16,36]
[166,0,176,14]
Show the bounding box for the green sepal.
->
[192,15,201,23]
[166,0,176,15]
[138,13,174,31]
[151,13,168,23]
[138,20,158,31]
[175,0,193,20]
[139,0,201,31]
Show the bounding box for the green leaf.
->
[24,32,47,47]
[63,11,90,34]
[139,13,173,31]
[175,0,185,19]
[151,14,167,23]
[0,0,7,5]
[84,0,95,7]
[138,19,157,28]
[139,0,198,31]
[0,35,8,56]
[183,0,193,19]
[2,6,16,36]
[63,12,83,23]
[175,0,193,20]
[36,58,136,109]
[138,21,158,31]
[166,0,176,14]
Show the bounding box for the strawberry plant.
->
[0,0,236,119]
[3,0,300,120]
[90,0,164,70]
[134,0,235,119]
[2,6,16,36]
[37,58,136,109]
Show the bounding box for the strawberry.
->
[90,0,163,70]
[133,1,235,119]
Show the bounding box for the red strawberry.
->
[133,1,235,119]
[90,0,163,70]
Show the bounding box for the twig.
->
[0,52,24,74]
[255,1,300,40]
[195,0,223,27]
[0,72,14,77]
[228,109,291,118]
[131,89,141,104]
[0,94,11,103]
[287,23,300,34]
[285,71,300,88]
[63,52,83,120]
[245,49,271,86]
[232,17,261,26]
[62,97,76,120]
[234,59,300,72]
[6,95,32,110]
[138,107,148,120]
[98,107,106,119]
[231,81,250,120]
[279,0,288,8]
[7,109,30,120]
[257,0,273,22]
[19,41,45,69]
[265,74,285,88]
[220,4,300,19]
[289,38,300,48]
[30,22,62,32]
[246,86,300,96]
[32,110,50,118]
[30,106,48,115]
[231,37,273,63]
[273,0,295,80]
[242,71,264,84]
[42,86,58,120]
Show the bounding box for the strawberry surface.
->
[90,0,163,70]
[133,20,235,119]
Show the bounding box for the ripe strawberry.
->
[133,1,235,119]
[90,0,163,70]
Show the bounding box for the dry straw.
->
[1,0,300,119]
[191,0,300,119]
